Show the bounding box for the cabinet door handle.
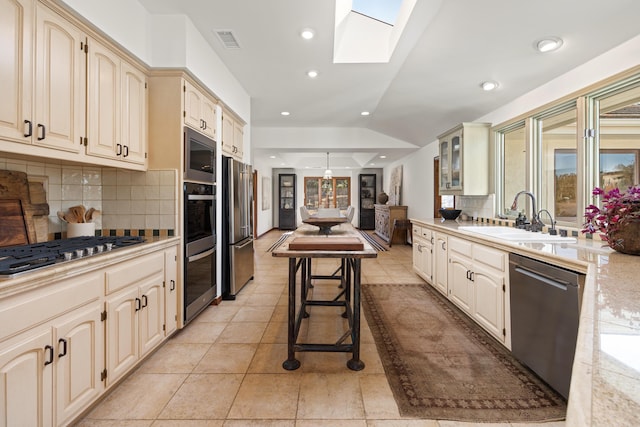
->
[24,120,32,137]
[203,120,207,130]
[170,279,176,291]
[470,271,475,282]
[123,145,129,157]
[135,297,141,311]
[466,270,471,280]
[44,345,54,366]
[116,143,122,155]
[37,123,46,141]
[141,294,148,308]
[441,242,446,251]
[58,338,68,358]
[431,237,434,245]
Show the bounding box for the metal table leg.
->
[282,257,301,370]
[347,258,365,371]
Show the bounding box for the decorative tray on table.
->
[303,217,348,235]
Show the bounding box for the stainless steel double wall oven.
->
[183,127,216,323]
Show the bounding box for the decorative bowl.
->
[439,208,462,220]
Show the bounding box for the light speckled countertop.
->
[410,218,640,426]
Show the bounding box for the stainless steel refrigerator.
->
[222,155,254,299]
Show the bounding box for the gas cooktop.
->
[0,236,146,279]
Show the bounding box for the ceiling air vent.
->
[215,30,240,49]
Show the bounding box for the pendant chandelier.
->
[323,152,333,180]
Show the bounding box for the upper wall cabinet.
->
[0,0,85,154]
[0,0,148,170]
[184,79,217,140]
[87,37,147,166]
[438,122,490,196]
[221,109,244,161]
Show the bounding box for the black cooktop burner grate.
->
[0,236,146,278]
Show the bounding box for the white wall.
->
[392,34,640,221]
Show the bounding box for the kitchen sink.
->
[458,226,577,243]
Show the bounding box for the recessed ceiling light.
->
[379,155,386,159]
[269,155,276,159]
[480,81,499,91]
[361,111,370,116]
[307,70,318,78]
[536,37,563,53]
[300,29,314,40]
[281,111,290,116]
[370,163,375,166]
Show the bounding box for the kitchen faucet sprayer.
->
[511,191,543,232]
[537,209,558,235]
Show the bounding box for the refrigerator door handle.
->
[235,239,253,249]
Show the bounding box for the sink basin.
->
[458,226,577,243]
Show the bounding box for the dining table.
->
[271,222,378,370]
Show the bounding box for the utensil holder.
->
[67,222,95,238]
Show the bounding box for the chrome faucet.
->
[537,209,557,235]
[511,191,543,232]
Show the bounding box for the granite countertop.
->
[410,218,640,426]
[0,236,180,298]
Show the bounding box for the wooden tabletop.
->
[272,223,378,259]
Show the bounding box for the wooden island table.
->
[272,222,378,370]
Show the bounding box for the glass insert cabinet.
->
[278,173,296,230]
[358,174,376,229]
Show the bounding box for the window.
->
[495,72,640,228]
[304,177,351,213]
[535,102,579,223]
[496,121,527,216]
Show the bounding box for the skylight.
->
[352,0,403,25]
[333,0,417,63]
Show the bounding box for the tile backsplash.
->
[0,156,177,241]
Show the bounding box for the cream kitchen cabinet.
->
[184,79,218,140]
[105,250,165,386]
[447,235,507,342]
[221,109,245,160]
[433,232,448,296]
[87,37,147,166]
[0,0,34,144]
[0,271,103,427]
[164,245,178,336]
[0,1,85,154]
[438,122,490,195]
[0,326,54,427]
[412,224,434,283]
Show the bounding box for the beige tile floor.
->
[77,230,566,427]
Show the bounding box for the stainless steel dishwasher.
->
[509,253,584,399]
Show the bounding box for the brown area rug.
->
[361,283,567,422]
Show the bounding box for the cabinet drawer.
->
[473,245,506,272]
[0,272,102,340]
[105,251,165,294]
[449,236,473,258]
[420,228,432,241]
[412,224,422,237]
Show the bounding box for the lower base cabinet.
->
[0,243,178,426]
[412,225,434,282]
[105,251,166,386]
[410,222,507,345]
[0,271,104,427]
[448,236,507,343]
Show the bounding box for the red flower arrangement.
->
[582,185,640,250]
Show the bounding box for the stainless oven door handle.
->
[235,239,253,249]
[187,247,215,262]
[187,194,215,201]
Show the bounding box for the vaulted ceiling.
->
[137,0,640,170]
